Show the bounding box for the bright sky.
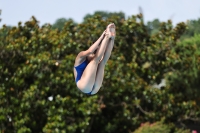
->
[0,0,200,27]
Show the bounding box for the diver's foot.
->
[110,23,116,38]
[106,23,116,39]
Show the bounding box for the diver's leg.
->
[77,28,111,93]
[90,24,116,94]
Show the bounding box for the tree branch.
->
[136,104,151,115]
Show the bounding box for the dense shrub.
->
[0,14,199,133]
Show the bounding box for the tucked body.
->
[73,23,116,95]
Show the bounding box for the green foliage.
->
[52,18,75,31]
[83,11,125,22]
[0,13,199,133]
[182,18,200,38]
[147,19,160,35]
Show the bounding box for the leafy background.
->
[0,11,200,133]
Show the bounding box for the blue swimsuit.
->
[74,59,88,83]
[74,60,93,95]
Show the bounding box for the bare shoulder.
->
[74,53,87,67]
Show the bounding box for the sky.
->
[0,0,200,27]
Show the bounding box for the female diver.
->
[73,23,116,95]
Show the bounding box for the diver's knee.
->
[90,57,100,65]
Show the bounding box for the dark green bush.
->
[0,14,199,133]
